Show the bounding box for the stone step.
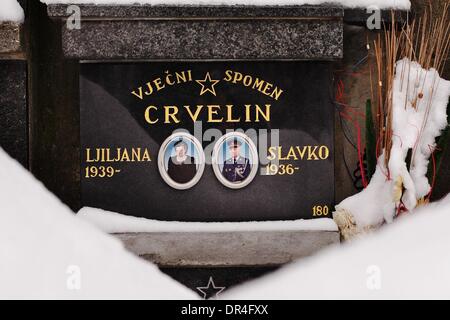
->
[114,230,340,267]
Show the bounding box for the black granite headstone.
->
[0,60,28,167]
[80,61,334,222]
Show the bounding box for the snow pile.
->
[225,195,450,299]
[78,207,338,233]
[0,148,197,299]
[0,0,25,22]
[335,59,450,227]
[40,0,411,10]
[336,154,395,227]
[392,59,450,203]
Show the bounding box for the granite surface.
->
[66,19,341,59]
[0,22,22,54]
[0,61,28,167]
[47,5,343,60]
[47,4,343,18]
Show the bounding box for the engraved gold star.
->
[195,72,220,96]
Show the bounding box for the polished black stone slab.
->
[27,0,81,211]
[0,60,28,167]
[80,61,334,222]
[47,5,343,60]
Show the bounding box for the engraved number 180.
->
[312,205,329,217]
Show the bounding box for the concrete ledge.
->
[0,22,22,54]
[115,230,340,267]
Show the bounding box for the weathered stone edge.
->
[47,4,344,19]
[46,4,343,60]
[114,230,340,267]
[60,19,343,60]
[0,22,22,54]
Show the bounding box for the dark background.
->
[80,62,334,221]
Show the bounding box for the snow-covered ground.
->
[0,148,197,299]
[79,207,338,233]
[1,142,449,299]
[40,0,411,10]
[0,0,25,22]
[225,195,450,299]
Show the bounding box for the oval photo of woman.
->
[158,133,205,190]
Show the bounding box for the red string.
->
[391,133,403,148]
[356,121,368,188]
[396,202,408,217]
[336,80,369,188]
[341,106,366,119]
[338,116,368,188]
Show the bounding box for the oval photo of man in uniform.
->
[213,133,259,189]
[158,133,205,190]
[222,138,251,183]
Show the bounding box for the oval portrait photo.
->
[158,132,205,190]
[212,132,259,189]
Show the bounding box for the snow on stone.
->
[0,148,197,299]
[225,195,450,299]
[78,207,338,233]
[40,0,411,10]
[335,59,450,227]
[0,0,25,22]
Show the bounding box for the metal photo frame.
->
[158,132,205,190]
[212,132,259,190]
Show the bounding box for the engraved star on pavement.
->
[196,72,220,96]
[196,277,226,299]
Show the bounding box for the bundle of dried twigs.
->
[369,1,450,172]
